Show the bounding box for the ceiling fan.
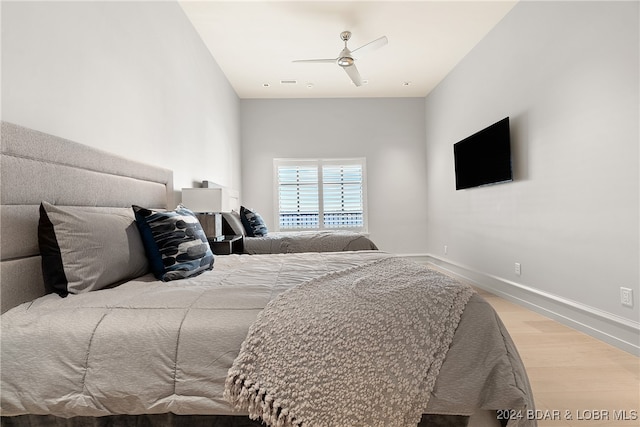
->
[293,31,388,87]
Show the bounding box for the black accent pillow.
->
[133,205,214,281]
[240,206,268,237]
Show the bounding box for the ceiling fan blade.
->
[292,58,336,64]
[351,36,388,59]
[343,64,363,87]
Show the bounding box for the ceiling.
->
[179,1,518,99]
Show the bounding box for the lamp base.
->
[196,213,223,240]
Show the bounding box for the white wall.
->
[3,0,636,352]
[240,98,427,254]
[424,1,639,351]
[1,1,241,202]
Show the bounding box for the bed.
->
[0,122,536,427]
[222,210,379,254]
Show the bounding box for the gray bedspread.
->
[243,230,378,254]
[225,257,475,426]
[0,251,535,426]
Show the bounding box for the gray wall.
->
[240,98,427,254]
[1,1,241,198]
[423,1,639,347]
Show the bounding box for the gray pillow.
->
[222,211,246,236]
[38,202,149,296]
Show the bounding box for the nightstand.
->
[208,235,244,255]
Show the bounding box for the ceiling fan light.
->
[337,57,354,67]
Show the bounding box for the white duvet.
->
[0,251,535,426]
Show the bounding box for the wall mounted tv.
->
[453,117,513,190]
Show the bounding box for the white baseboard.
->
[398,253,432,264]
[399,253,640,356]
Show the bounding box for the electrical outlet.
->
[444,245,448,255]
[620,287,633,307]
[514,262,521,276]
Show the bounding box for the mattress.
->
[0,251,535,426]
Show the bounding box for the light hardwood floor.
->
[475,287,640,427]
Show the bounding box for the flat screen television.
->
[453,117,512,190]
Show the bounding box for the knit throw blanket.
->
[224,257,475,427]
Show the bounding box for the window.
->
[274,158,367,231]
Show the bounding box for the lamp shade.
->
[181,188,223,213]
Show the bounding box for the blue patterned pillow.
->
[133,205,214,281]
[240,206,268,237]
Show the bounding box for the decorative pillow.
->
[133,205,214,281]
[222,211,246,236]
[240,206,268,237]
[38,202,149,297]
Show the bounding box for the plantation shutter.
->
[322,164,364,228]
[275,158,366,231]
[277,165,319,229]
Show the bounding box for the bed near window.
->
[223,211,379,254]
[0,122,536,427]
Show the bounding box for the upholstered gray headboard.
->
[0,122,173,313]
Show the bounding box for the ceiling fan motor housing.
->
[337,56,354,67]
[337,31,354,67]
